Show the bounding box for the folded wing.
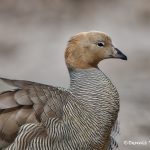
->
[0,78,68,148]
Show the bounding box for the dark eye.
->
[97,42,104,47]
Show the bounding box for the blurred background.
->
[0,0,149,149]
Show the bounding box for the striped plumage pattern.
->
[69,68,120,150]
[2,68,119,150]
[107,120,119,150]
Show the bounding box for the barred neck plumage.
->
[68,67,119,150]
[69,67,119,107]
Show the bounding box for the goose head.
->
[65,31,127,69]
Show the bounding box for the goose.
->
[0,31,127,150]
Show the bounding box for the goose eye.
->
[97,42,104,47]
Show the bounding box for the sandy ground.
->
[0,0,150,149]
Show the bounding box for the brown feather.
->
[0,78,67,148]
[0,91,19,109]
